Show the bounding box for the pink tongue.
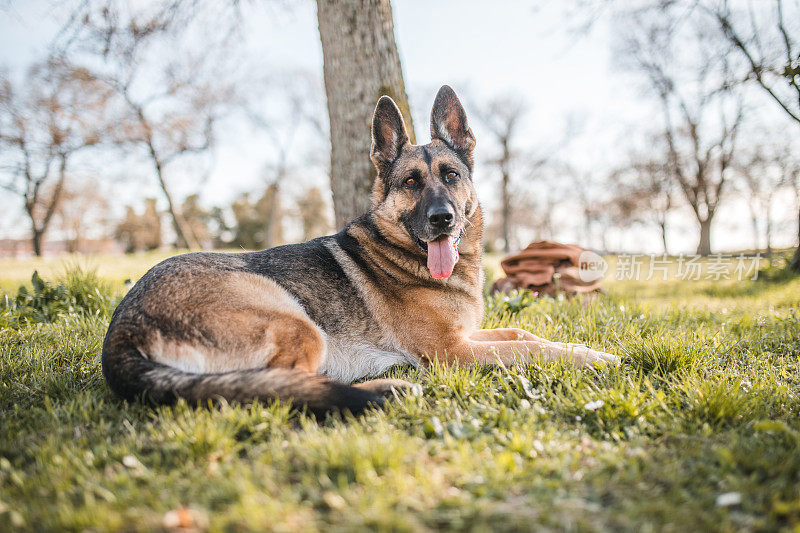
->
[427,236,458,279]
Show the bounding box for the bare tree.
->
[316,0,416,228]
[733,141,786,254]
[662,92,743,257]
[776,141,800,262]
[701,0,800,126]
[243,73,327,249]
[707,0,800,267]
[474,94,529,253]
[565,166,611,251]
[611,151,676,254]
[55,178,113,253]
[58,1,237,250]
[0,60,111,255]
[578,0,798,121]
[655,0,800,267]
[595,0,800,265]
[52,0,412,233]
[622,12,744,256]
[485,187,559,252]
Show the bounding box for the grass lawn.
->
[1,251,799,531]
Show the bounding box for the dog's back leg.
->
[103,270,391,412]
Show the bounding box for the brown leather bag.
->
[491,241,603,297]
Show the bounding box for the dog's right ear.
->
[370,96,409,172]
[430,85,475,157]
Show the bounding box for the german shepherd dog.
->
[102,86,617,413]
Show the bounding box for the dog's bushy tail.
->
[101,343,384,415]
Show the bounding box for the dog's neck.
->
[342,205,484,287]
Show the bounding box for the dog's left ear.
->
[371,95,409,171]
[430,85,475,156]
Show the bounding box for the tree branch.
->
[708,3,800,124]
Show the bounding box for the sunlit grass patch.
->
[1,262,799,530]
[1,266,118,328]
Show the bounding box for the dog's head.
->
[369,85,478,279]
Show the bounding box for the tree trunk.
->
[765,215,772,257]
[501,169,511,253]
[31,227,43,257]
[583,211,592,249]
[659,221,668,254]
[147,142,200,250]
[697,218,712,256]
[25,153,69,257]
[317,0,415,229]
[134,102,200,250]
[750,213,760,253]
[264,183,281,249]
[791,207,800,272]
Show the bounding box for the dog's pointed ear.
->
[370,95,409,171]
[430,85,475,155]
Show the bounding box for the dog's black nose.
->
[427,204,454,228]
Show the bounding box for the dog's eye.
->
[403,177,418,188]
[445,170,459,183]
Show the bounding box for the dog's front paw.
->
[565,344,620,368]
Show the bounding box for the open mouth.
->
[413,233,452,253]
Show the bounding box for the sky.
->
[0,0,796,253]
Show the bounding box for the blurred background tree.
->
[55,178,113,253]
[229,185,283,251]
[609,152,675,255]
[115,198,162,253]
[619,8,744,256]
[473,94,528,254]
[296,186,332,241]
[595,0,800,260]
[55,1,237,250]
[0,59,113,255]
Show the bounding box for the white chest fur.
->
[319,338,415,383]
